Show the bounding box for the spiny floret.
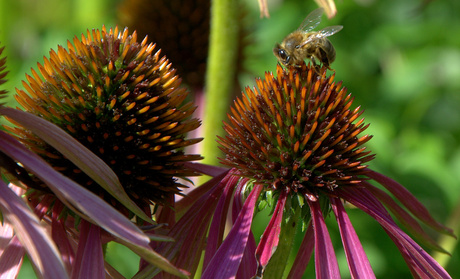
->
[7,26,201,207]
[218,63,374,200]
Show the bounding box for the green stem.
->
[202,0,239,166]
[263,205,300,279]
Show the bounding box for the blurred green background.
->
[1,0,459,278]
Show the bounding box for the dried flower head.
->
[219,63,374,201]
[118,0,210,87]
[6,27,201,210]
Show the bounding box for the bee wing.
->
[298,25,343,48]
[297,8,324,32]
[316,25,343,37]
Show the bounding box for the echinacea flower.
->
[167,63,454,278]
[0,26,201,278]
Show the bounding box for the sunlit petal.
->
[202,184,263,279]
[0,181,68,279]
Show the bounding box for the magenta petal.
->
[71,221,104,279]
[287,224,314,279]
[0,181,68,279]
[330,197,376,279]
[339,187,452,279]
[366,169,453,236]
[202,184,263,279]
[203,177,236,270]
[365,183,448,253]
[51,203,75,272]
[255,189,288,267]
[308,199,340,279]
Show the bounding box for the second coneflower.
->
[0,26,201,277]
[173,63,454,278]
[6,26,201,212]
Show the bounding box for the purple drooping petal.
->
[232,179,257,278]
[287,224,314,279]
[71,221,104,279]
[51,201,75,272]
[308,199,340,279]
[203,175,237,270]
[255,189,288,267]
[0,236,25,279]
[331,197,375,279]
[0,130,150,247]
[202,184,263,279]
[365,182,447,253]
[0,181,68,279]
[0,107,152,223]
[339,187,452,279]
[365,169,453,236]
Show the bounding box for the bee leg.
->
[309,57,322,74]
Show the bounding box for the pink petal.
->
[71,221,104,279]
[0,181,68,278]
[51,202,75,272]
[203,176,237,270]
[183,162,229,177]
[255,189,288,267]
[330,197,375,279]
[0,131,187,278]
[233,180,257,278]
[365,183,448,253]
[141,172,235,278]
[0,236,24,279]
[0,130,149,246]
[0,107,152,224]
[202,184,263,279]
[366,169,453,236]
[287,224,314,279]
[175,169,230,215]
[307,199,340,279]
[339,187,452,279]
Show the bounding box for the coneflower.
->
[6,26,201,212]
[169,63,454,278]
[0,27,201,278]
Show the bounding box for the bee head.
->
[273,43,291,66]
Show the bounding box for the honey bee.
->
[273,8,343,70]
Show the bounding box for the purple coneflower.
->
[0,27,201,278]
[163,63,454,278]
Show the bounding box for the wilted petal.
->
[202,184,263,279]
[331,197,375,279]
[0,181,68,279]
[308,199,340,279]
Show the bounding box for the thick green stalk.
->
[202,0,239,165]
[263,207,300,279]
